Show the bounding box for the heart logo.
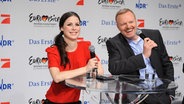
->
[109,0,114,4]
[42,15,48,22]
[42,57,48,63]
[169,20,173,25]
[169,56,173,61]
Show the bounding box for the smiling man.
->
[106,8,175,104]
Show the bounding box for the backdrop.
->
[0,0,184,103]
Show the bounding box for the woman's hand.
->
[86,58,98,73]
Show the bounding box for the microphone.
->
[87,45,98,78]
[136,29,157,50]
[89,45,97,72]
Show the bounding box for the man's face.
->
[116,11,137,40]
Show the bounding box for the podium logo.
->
[0,14,10,24]
[0,102,10,104]
[0,58,10,69]
[76,0,84,6]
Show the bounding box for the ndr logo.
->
[80,20,89,26]
[0,35,14,47]
[136,0,148,9]
[0,79,14,91]
[0,0,11,3]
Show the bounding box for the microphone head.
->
[136,28,146,39]
[89,45,95,52]
[136,28,142,35]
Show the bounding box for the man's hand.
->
[143,38,158,58]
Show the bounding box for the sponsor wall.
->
[0,0,184,103]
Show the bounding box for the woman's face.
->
[61,16,81,41]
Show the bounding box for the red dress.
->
[45,41,91,103]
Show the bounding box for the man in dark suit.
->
[106,8,175,104]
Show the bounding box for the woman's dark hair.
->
[54,11,81,68]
